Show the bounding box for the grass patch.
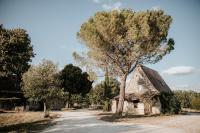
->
[0,111,59,133]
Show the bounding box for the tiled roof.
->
[139,65,172,93]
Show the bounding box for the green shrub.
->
[191,98,200,110]
[160,93,181,114]
[103,100,111,112]
[174,90,200,110]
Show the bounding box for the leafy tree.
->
[72,52,98,81]
[174,90,191,108]
[90,78,120,105]
[60,64,92,107]
[160,93,181,114]
[174,90,200,110]
[90,83,105,105]
[70,94,90,108]
[0,25,35,90]
[191,97,200,110]
[22,60,66,117]
[77,9,174,115]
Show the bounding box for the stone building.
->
[112,64,172,115]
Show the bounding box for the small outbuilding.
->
[112,64,172,115]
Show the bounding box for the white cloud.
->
[91,0,122,10]
[102,1,122,10]
[162,66,199,76]
[151,6,162,11]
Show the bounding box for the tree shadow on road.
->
[0,117,57,133]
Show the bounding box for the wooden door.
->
[144,103,152,115]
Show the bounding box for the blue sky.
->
[0,0,200,91]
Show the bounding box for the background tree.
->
[90,77,120,110]
[70,94,90,108]
[60,64,92,107]
[72,52,98,81]
[22,60,66,117]
[174,90,200,110]
[0,25,35,91]
[77,9,174,115]
[160,92,181,114]
[191,97,200,110]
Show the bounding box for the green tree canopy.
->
[0,24,35,77]
[90,78,120,105]
[60,64,93,106]
[72,52,98,81]
[77,9,174,115]
[174,90,200,110]
[22,60,66,117]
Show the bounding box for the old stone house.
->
[112,64,172,115]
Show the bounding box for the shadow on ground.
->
[99,112,161,122]
[0,118,57,133]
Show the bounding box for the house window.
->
[134,103,138,108]
[139,85,143,91]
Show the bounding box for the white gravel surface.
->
[42,110,188,133]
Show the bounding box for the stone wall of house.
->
[123,101,129,112]
[123,101,145,115]
[126,66,159,95]
[112,100,145,115]
[111,99,161,115]
[111,100,117,113]
[136,103,145,115]
[152,98,161,114]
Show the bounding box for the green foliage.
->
[0,24,35,77]
[72,52,97,81]
[70,94,90,108]
[90,83,105,105]
[90,78,120,105]
[78,9,174,114]
[60,64,93,96]
[22,60,66,103]
[71,94,83,104]
[160,93,181,114]
[103,100,111,111]
[174,90,200,110]
[60,64,92,107]
[191,98,200,110]
[77,9,174,76]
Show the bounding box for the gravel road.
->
[42,110,190,133]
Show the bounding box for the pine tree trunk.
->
[116,74,127,116]
[68,93,71,108]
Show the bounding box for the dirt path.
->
[121,113,200,133]
[42,110,186,133]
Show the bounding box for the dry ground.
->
[1,110,199,133]
[99,112,200,133]
[0,111,59,133]
[41,110,186,133]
